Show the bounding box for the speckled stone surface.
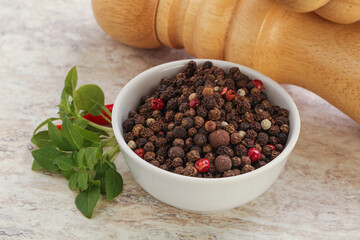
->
[0,1,359,239]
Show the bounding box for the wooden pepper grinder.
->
[92,0,360,124]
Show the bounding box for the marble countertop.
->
[0,1,359,239]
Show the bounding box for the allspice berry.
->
[231,132,242,145]
[173,138,185,148]
[231,156,242,167]
[214,155,232,173]
[193,116,205,128]
[168,146,185,159]
[209,130,230,148]
[181,117,194,129]
[205,120,217,132]
[208,108,221,121]
[194,133,207,146]
[223,169,235,177]
[187,150,201,162]
[171,157,183,168]
[241,164,255,174]
[184,165,198,176]
[202,87,214,97]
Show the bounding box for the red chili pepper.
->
[56,125,62,131]
[83,104,113,125]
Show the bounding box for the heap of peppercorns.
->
[122,61,290,178]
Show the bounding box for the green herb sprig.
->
[31,67,122,218]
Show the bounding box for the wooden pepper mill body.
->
[92,0,360,123]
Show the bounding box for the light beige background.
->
[0,1,359,239]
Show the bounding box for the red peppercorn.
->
[220,87,228,95]
[268,144,275,151]
[150,99,164,110]
[56,124,62,131]
[252,79,263,91]
[158,131,165,135]
[134,148,145,158]
[195,158,210,173]
[225,90,236,101]
[247,148,261,162]
[189,99,199,108]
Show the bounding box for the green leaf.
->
[75,126,100,143]
[88,103,104,116]
[76,149,85,167]
[61,117,84,150]
[54,155,75,171]
[74,84,105,111]
[31,147,61,172]
[91,180,101,186]
[31,159,43,170]
[59,90,72,119]
[85,147,99,171]
[85,125,109,137]
[77,170,88,191]
[69,171,79,190]
[61,169,74,179]
[31,131,54,148]
[33,117,59,135]
[75,184,100,219]
[64,66,77,96]
[75,118,88,128]
[105,168,123,201]
[48,121,72,151]
[94,162,108,195]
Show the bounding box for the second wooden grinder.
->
[92,0,360,123]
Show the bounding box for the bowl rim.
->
[112,59,301,183]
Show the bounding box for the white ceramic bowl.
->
[112,59,300,213]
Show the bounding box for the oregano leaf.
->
[76,149,85,167]
[76,126,100,143]
[31,131,54,148]
[69,172,79,191]
[61,117,84,150]
[54,155,75,171]
[48,121,72,151]
[74,84,105,111]
[64,66,77,96]
[61,169,74,179]
[77,170,88,191]
[105,168,123,201]
[75,184,100,219]
[31,147,61,172]
[31,159,43,170]
[94,162,108,195]
[85,147,99,171]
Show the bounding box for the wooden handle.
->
[92,0,360,123]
